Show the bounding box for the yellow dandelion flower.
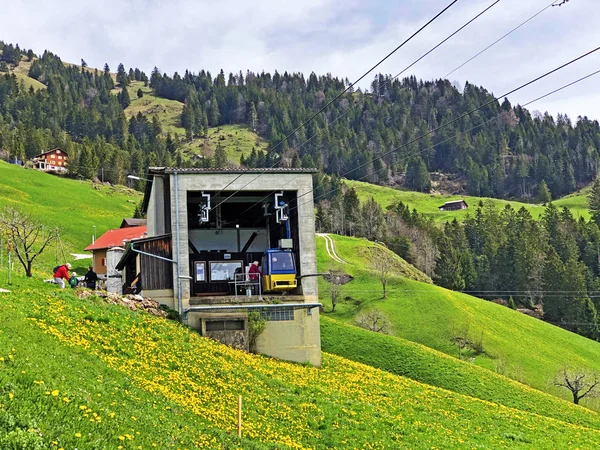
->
[51,389,59,397]
[8,393,14,400]
[74,432,82,438]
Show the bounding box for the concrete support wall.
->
[186,308,321,366]
[256,308,321,366]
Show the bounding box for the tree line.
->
[2,41,600,203]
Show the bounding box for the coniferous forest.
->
[3,40,600,338]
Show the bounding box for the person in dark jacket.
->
[53,263,71,289]
[84,267,98,289]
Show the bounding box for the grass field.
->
[317,234,600,409]
[0,161,140,273]
[3,277,600,449]
[123,81,266,165]
[6,58,46,91]
[124,81,185,136]
[180,124,268,167]
[320,317,600,429]
[345,179,591,222]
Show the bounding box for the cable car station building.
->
[118,167,321,366]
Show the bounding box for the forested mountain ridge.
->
[1,40,600,201]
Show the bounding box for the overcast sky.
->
[3,0,599,120]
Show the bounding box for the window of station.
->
[209,261,242,281]
[205,320,245,331]
[259,308,294,321]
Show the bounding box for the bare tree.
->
[328,269,344,312]
[371,244,395,299]
[356,310,390,334]
[553,367,600,405]
[0,207,55,277]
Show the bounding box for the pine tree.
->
[537,180,551,204]
[248,102,257,131]
[137,88,143,98]
[213,143,227,168]
[208,96,220,127]
[588,178,600,226]
[116,63,129,87]
[405,157,431,193]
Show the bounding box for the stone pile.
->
[77,289,168,318]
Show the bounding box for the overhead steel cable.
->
[229,0,503,217]
[207,0,462,208]
[443,0,556,79]
[289,46,600,211]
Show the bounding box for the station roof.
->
[148,167,318,175]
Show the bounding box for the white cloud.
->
[2,0,599,119]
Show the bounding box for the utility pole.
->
[101,168,104,183]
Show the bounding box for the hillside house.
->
[438,199,468,211]
[116,167,322,366]
[32,148,69,172]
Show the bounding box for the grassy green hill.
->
[123,81,267,165]
[317,234,600,409]
[8,58,46,91]
[0,161,140,272]
[345,179,590,222]
[3,278,600,449]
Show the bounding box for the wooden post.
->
[7,242,11,285]
[237,395,242,438]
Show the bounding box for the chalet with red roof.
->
[32,148,69,172]
[85,225,147,275]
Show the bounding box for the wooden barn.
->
[438,199,468,211]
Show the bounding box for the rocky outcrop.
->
[77,289,168,318]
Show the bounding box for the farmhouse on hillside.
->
[438,199,468,211]
[116,167,322,366]
[31,148,69,172]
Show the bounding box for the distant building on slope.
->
[31,148,69,172]
[438,199,468,211]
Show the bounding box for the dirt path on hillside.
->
[317,233,347,264]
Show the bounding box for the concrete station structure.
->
[117,167,322,366]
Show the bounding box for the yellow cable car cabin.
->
[262,249,297,292]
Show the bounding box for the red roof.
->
[85,226,147,251]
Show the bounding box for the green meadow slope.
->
[320,317,600,429]
[2,277,600,449]
[317,234,600,409]
[124,81,267,165]
[345,179,590,222]
[0,161,140,271]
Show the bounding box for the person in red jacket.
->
[248,261,262,281]
[53,263,71,289]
